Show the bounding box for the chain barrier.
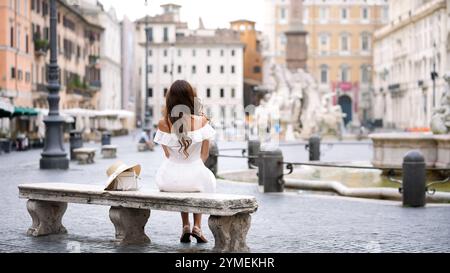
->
[212,144,450,196]
[280,161,385,171]
[426,177,450,195]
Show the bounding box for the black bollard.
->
[0,139,11,154]
[101,131,112,146]
[258,149,284,193]
[4,139,11,153]
[307,135,321,161]
[402,151,426,207]
[205,141,218,176]
[69,130,83,160]
[248,140,261,169]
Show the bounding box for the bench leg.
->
[77,154,88,164]
[208,213,251,253]
[26,200,67,237]
[109,207,150,245]
[88,153,95,164]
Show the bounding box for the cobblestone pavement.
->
[0,133,449,253]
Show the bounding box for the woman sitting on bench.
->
[154,80,216,244]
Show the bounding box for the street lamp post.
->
[366,65,373,125]
[144,0,151,130]
[40,0,69,170]
[431,41,439,108]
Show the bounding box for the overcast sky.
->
[98,0,265,30]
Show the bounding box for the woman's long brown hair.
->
[165,80,202,158]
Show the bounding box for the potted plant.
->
[34,39,49,55]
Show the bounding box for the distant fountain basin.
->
[370,133,450,170]
[218,164,450,196]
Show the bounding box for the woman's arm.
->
[158,119,171,158]
[200,116,211,163]
[162,145,170,158]
[201,140,210,163]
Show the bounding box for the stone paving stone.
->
[0,134,449,253]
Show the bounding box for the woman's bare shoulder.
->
[191,115,208,130]
[158,119,170,133]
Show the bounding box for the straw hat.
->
[105,161,141,190]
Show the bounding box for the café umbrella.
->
[0,100,14,118]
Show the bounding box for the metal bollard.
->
[69,130,83,160]
[248,140,261,169]
[402,151,426,207]
[205,141,218,177]
[101,131,112,146]
[306,135,321,161]
[1,139,11,153]
[258,149,284,193]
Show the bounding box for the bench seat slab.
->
[102,148,117,159]
[109,207,150,245]
[27,200,67,237]
[208,213,251,253]
[19,184,258,216]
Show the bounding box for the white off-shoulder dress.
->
[153,124,217,193]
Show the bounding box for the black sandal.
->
[180,225,191,243]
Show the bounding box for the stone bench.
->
[101,145,117,159]
[18,183,258,252]
[73,148,96,164]
[137,143,154,152]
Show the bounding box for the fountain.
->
[370,72,450,170]
[253,62,345,141]
[252,0,344,142]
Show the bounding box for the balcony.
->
[34,39,49,57]
[36,83,47,92]
[88,55,100,67]
[89,80,102,90]
[66,79,97,99]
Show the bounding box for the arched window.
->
[360,65,371,84]
[340,64,351,82]
[360,32,371,52]
[340,33,351,53]
[361,6,370,22]
[320,65,329,84]
[318,33,330,55]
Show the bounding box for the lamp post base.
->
[40,157,69,170]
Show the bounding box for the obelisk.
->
[285,0,308,71]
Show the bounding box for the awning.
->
[13,107,39,117]
[0,100,14,118]
[36,108,75,123]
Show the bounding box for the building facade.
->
[121,15,138,115]
[230,20,263,107]
[0,0,34,108]
[264,0,389,127]
[373,0,448,129]
[79,0,122,110]
[31,0,103,110]
[135,4,244,129]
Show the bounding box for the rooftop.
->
[160,3,182,8]
[176,29,243,45]
[230,19,256,25]
[135,13,179,24]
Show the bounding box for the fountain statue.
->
[431,73,450,134]
[253,0,345,142]
[253,60,344,140]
